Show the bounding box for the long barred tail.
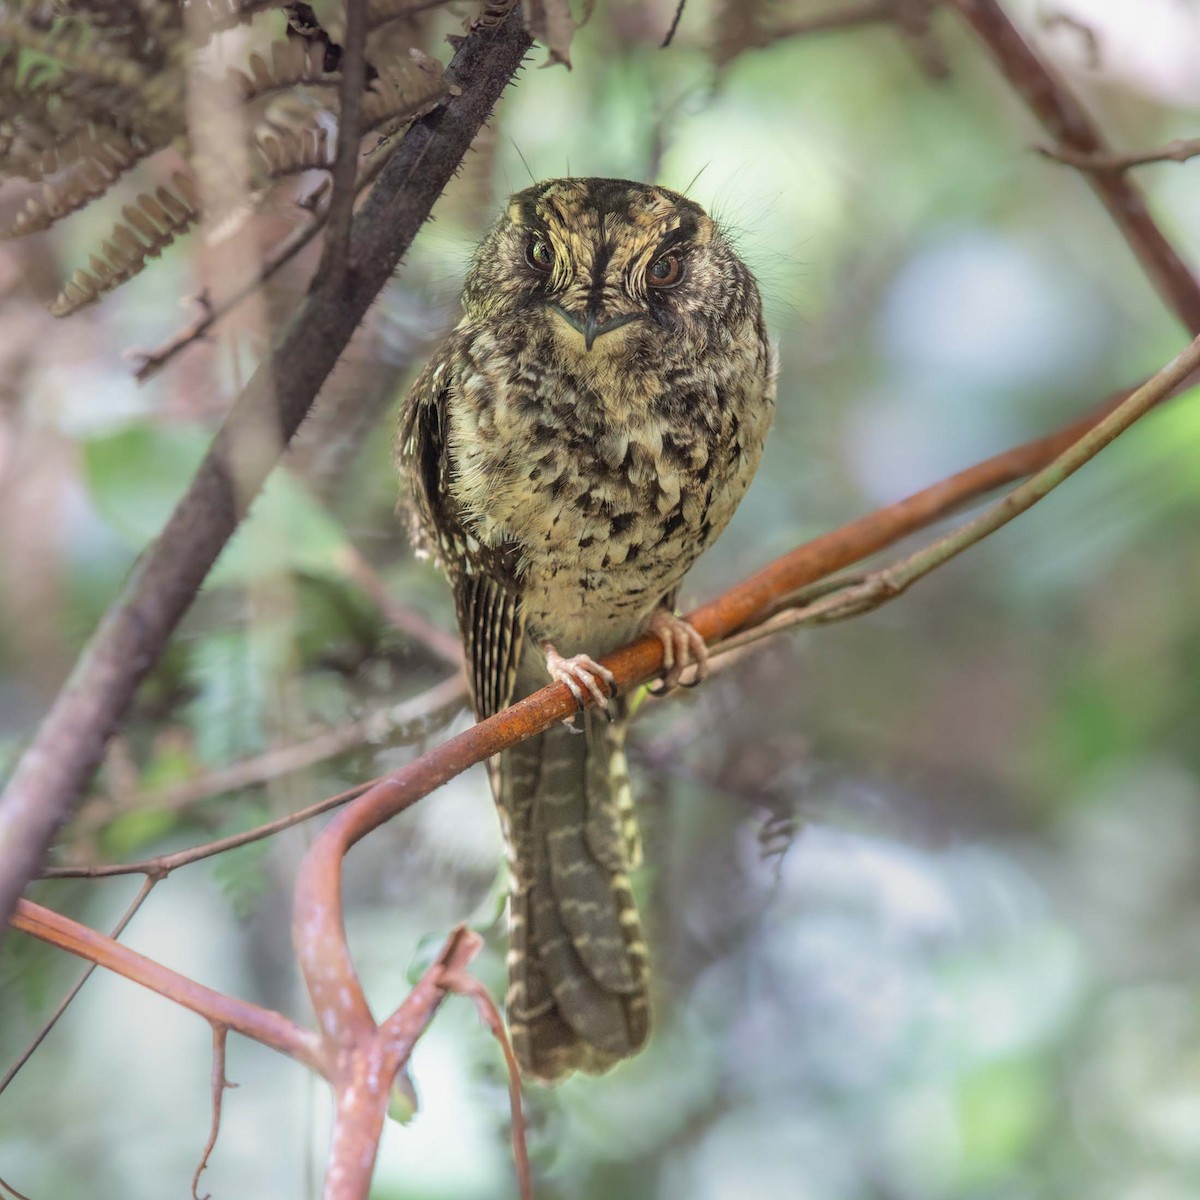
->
[495,709,650,1082]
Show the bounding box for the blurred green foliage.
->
[3,2,1200,1198]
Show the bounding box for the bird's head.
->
[461,177,755,364]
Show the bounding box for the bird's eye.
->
[647,252,683,288]
[526,236,554,272]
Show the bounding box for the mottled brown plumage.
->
[397,177,774,1081]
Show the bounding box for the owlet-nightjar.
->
[397,177,775,1081]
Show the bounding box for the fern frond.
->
[360,51,448,137]
[473,0,520,30]
[60,75,185,145]
[227,39,334,103]
[1,132,155,238]
[254,123,333,178]
[49,172,200,316]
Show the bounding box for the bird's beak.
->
[553,304,637,351]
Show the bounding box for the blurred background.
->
[3,1,1200,1197]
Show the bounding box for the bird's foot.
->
[542,641,615,727]
[647,609,709,694]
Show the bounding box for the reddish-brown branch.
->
[10,898,327,1074]
[193,1024,236,1200]
[290,332,1200,1143]
[441,966,532,1200]
[0,875,157,1094]
[951,0,1200,335]
[321,927,484,1200]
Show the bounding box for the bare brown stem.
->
[0,1173,33,1200]
[440,967,532,1200]
[320,0,368,281]
[192,1024,237,1200]
[11,899,327,1072]
[951,0,1200,334]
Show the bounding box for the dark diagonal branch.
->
[951,0,1200,335]
[0,9,534,932]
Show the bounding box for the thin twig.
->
[41,675,467,880]
[10,899,327,1073]
[1037,137,1200,173]
[83,671,465,826]
[0,874,157,1095]
[131,217,322,383]
[951,0,1200,336]
[0,1174,33,1200]
[192,1024,237,1200]
[714,332,1200,649]
[44,781,374,881]
[320,0,368,281]
[660,0,687,48]
[0,8,535,932]
[440,968,532,1200]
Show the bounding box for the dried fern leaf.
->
[254,123,333,178]
[55,75,178,143]
[227,38,334,102]
[0,132,153,238]
[523,0,575,66]
[48,172,200,316]
[473,0,520,30]
[360,50,449,137]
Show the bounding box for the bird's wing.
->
[397,346,525,719]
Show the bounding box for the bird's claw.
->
[646,609,709,695]
[542,642,616,727]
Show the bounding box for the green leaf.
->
[387,1066,420,1125]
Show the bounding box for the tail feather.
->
[497,711,649,1082]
